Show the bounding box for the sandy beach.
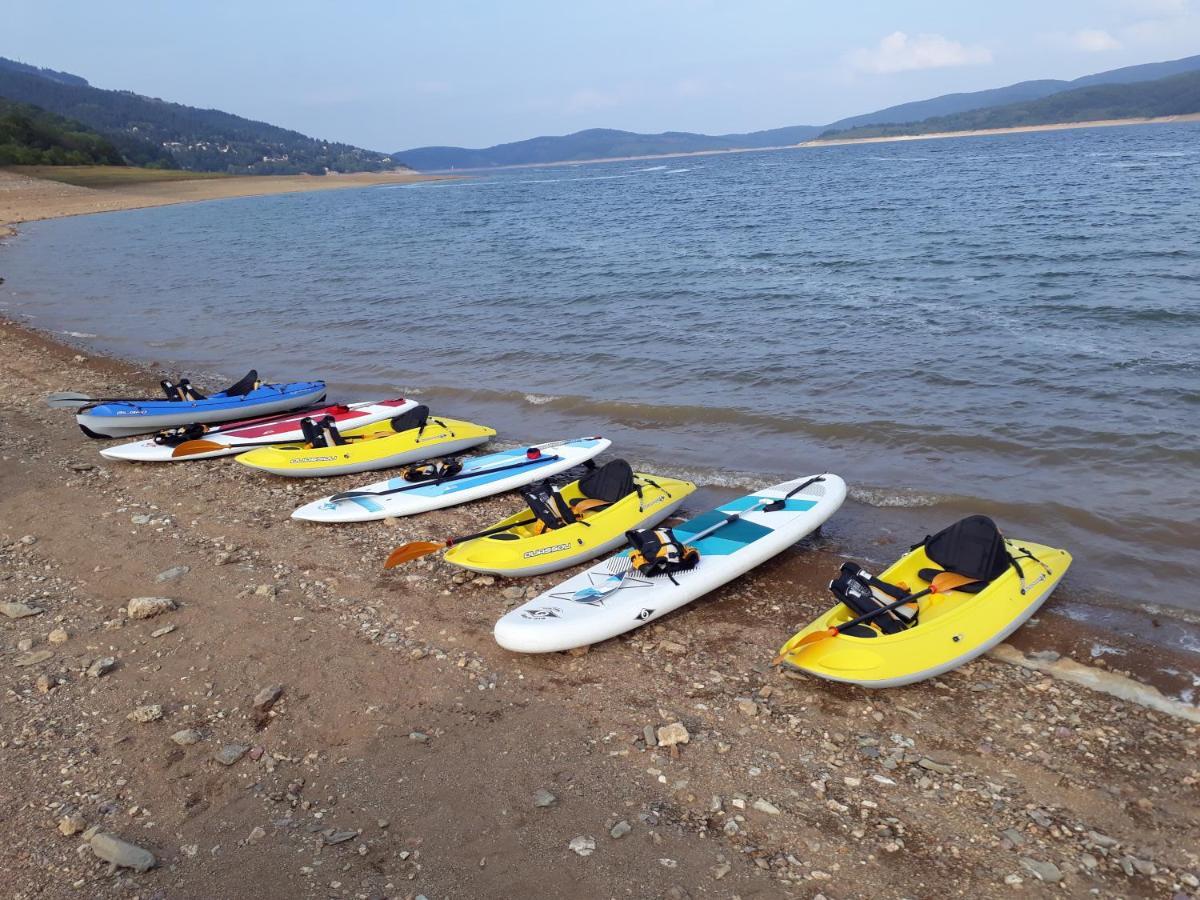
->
[799,113,1200,149]
[0,167,448,237]
[1,174,1199,898]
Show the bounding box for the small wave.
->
[523,393,560,405]
[665,168,691,174]
[635,165,668,172]
[849,486,941,509]
[1090,642,1128,659]
[61,330,98,338]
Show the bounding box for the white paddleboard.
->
[494,473,846,653]
[292,437,612,522]
[99,399,415,462]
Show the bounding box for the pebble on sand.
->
[252,684,283,712]
[215,744,250,766]
[171,729,202,746]
[89,832,156,873]
[532,789,557,808]
[127,597,177,620]
[127,704,164,723]
[1,602,44,619]
[87,656,117,678]
[155,565,190,583]
[568,836,596,857]
[656,722,690,748]
[13,650,54,667]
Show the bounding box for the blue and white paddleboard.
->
[290,437,612,522]
[494,473,846,653]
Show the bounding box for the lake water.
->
[3,123,1199,645]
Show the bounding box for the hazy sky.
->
[4,1,1199,150]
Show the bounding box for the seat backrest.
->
[223,370,259,397]
[521,482,575,531]
[577,459,635,503]
[914,515,1011,583]
[390,404,430,433]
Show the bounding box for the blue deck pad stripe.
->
[719,495,817,514]
[673,511,773,556]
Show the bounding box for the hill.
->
[824,52,1200,132]
[0,98,127,166]
[0,57,405,175]
[817,69,1200,141]
[396,52,1200,171]
[394,124,822,171]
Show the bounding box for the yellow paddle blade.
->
[383,541,446,569]
[771,627,839,664]
[929,571,978,593]
[171,439,230,457]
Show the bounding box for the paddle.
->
[384,515,541,568]
[170,433,366,458]
[568,497,773,602]
[330,453,562,503]
[46,391,167,409]
[772,570,979,665]
[762,474,825,512]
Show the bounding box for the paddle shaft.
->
[332,453,563,503]
[445,515,540,548]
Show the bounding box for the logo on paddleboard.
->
[636,608,655,621]
[521,607,561,620]
[523,543,570,559]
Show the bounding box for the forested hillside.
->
[0,58,404,174]
[0,98,127,166]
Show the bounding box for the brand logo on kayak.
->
[521,607,561,620]
[292,455,338,463]
[636,608,655,621]
[523,543,570,559]
[115,410,148,416]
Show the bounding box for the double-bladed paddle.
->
[384,515,542,568]
[170,433,366,458]
[328,453,562,503]
[771,570,979,665]
[46,391,166,409]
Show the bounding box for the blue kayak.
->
[76,370,327,438]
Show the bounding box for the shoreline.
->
[801,112,1200,148]
[399,113,1200,173]
[0,167,452,237]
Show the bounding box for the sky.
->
[3,0,1200,151]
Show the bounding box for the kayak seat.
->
[576,459,636,504]
[222,369,260,397]
[390,404,431,434]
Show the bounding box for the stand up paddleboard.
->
[292,437,612,522]
[494,473,846,653]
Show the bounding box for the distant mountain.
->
[0,57,406,174]
[397,53,1200,171]
[824,52,1200,132]
[819,69,1200,141]
[395,124,822,171]
[0,98,126,166]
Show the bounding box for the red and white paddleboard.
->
[99,398,416,462]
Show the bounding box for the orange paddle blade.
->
[929,571,978,593]
[171,439,230,457]
[383,541,446,569]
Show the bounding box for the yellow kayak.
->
[443,460,695,576]
[777,538,1071,687]
[235,411,495,478]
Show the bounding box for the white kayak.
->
[494,473,846,654]
[99,399,415,462]
[291,437,612,522]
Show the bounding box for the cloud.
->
[1071,28,1122,51]
[565,89,622,114]
[848,32,993,74]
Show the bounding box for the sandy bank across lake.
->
[0,167,450,236]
